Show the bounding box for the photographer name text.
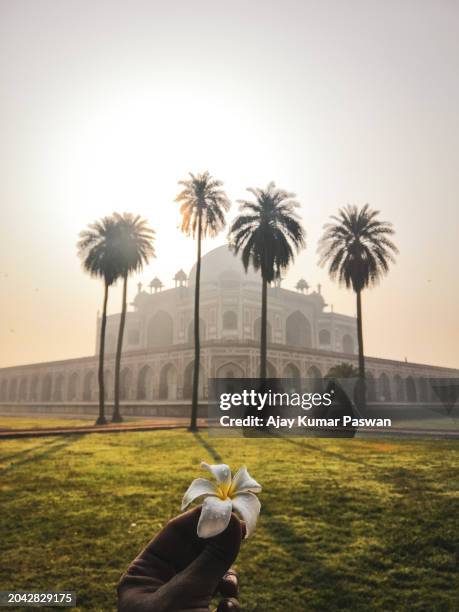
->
[219,415,392,428]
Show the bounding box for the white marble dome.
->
[188,244,261,286]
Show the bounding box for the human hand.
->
[117,506,245,611]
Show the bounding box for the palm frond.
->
[318,204,398,292]
[175,171,231,239]
[229,182,306,282]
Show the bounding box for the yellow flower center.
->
[216,482,233,500]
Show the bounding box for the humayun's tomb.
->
[0,245,457,417]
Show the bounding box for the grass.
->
[0,423,458,611]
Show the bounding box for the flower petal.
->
[201,462,232,487]
[197,496,233,538]
[231,492,261,538]
[181,478,217,510]
[230,466,262,495]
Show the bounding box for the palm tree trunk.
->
[260,277,268,380]
[190,210,202,431]
[96,280,109,425]
[356,289,366,408]
[113,273,128,423]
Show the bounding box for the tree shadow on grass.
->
[193,431,223,462]
[0,437,63,463]
[277,434,370,468]
[192,431,361,610]
[0,435,85,476]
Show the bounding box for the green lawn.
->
[0,426,457,611]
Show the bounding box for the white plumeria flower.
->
[182,462,262,539]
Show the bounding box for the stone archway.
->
[53,374,65,401]
[8,378,18,401]
[104,370,113,400]
[253,318,272,343]
[68,373,79,401]
[0,379,8,401]
[342,334,354,354]
[283,363,301,392]
[418,377,428,402]
[405,376,417,402]
[286,311,312,347]
[187,318,206,343]
[83,371,95,401]
[306,365,323,392]
[41,374,52,401]
[394,375,404,402]
[366,372,377,402]
[378,373,391,401]
[319,329,331,346]
[137,365,153,400]
[18,377,28,401]
[216,362,245,379]
[147,311,173,348]
[222,311,238,330]
[120,367,133,401]
[183,361,204,400]
[159,363,178,400]
[30,376,40,401]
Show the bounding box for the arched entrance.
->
[120,368,133,401]
[187,319,206,343]
[418,377,428,402]
[405,376,417,402]
[254,318,272,343]
[183,361,204,399]
[286,311,312,347]
[222,311,238,330]
[104,370,113,400]
[137,365,152,400]
[30,376,39,401]
[53,374,65,401]
[159,363,178,400]
[306,365,323,392]
[41,374,52,401]
[378,373,391,401]
[216,362,245,379]
[0,379,7,401]
[215,362,245,394]
[68,373,79,401]
[8,378,18,401]
[18,377,28,401]
[283,363,301,392]
[366,372,377,402]
[83,371,95,401]
[394,375,404,402]
[342,334,354,354]
[147,311,173,348]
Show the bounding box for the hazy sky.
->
[1,0,458,369]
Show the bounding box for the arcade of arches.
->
[0,352,449,405]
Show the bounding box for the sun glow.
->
[46,85,281,287]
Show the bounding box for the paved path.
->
[0,418,208,440]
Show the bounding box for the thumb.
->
[158,514,244,608]
[186,513,244,587]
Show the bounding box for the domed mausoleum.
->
[0,244,456,415]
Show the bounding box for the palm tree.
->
[325,362,359,380]
[112,213,155,422]
[77,216,121,425]
[175,171,230,431]
[318,204,398,405]
[229,182,305,380]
